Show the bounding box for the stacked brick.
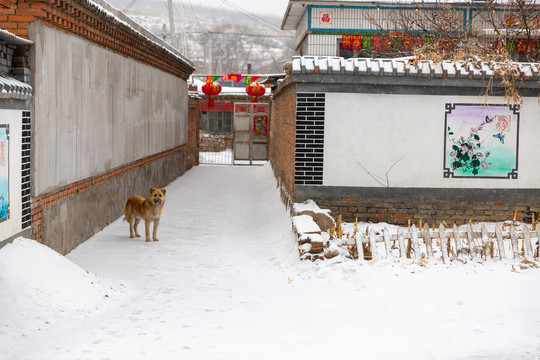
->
[0,0,194,79]
[293,214,324,261]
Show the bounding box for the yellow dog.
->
[124,188,166,242]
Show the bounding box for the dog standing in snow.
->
[124,188,166,242]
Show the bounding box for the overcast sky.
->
[191,0,290,17]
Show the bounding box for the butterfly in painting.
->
[478,116,494,131]
[493,132,505,144]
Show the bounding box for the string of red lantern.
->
[201,75,267,107]
[245,81,265,103]
[201,78,222,108]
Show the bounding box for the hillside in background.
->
[106,0,295,74]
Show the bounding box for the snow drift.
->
[0,237,121,331]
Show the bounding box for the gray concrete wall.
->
[29,22,189,196]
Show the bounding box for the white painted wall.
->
[307,34,339,56]
[324,92,540,188]
[30,23,188,195]
[0,109,23,240]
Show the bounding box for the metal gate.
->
[199,103,234,165]
[233,103,269,165]
[198,102,268,166]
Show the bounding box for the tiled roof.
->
[0,29,33,45]
[292,56,540,81]
[0,75,32,100]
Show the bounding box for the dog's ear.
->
[150,188,156,194]
[162,189,166,195]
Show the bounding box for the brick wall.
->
[0,0,193,79]
[311,196,533,226]
[0,41,14,74]
[186,89,200,170]
[294,182,540,226]
[269,76,297,202]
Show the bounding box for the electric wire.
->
[221,0,287,35]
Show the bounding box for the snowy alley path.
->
[2,164,540,360]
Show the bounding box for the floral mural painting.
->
[444,104,519,179]
[0,125,9,222]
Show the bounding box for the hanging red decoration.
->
[202,81,222,108]
[245,81,266,103]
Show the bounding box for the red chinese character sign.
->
[319,11,332,25]
[202,78,222,108]
[245,81,265,103]
[254,116,267,135]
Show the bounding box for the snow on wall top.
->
[0,29,33,45]
[293,199,332,216]
[76,0,194,70]
[293,215,322,235]
[291,55,540,81]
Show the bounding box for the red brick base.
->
[30,145,195,244]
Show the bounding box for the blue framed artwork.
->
[0,125,9,222]
[444,104,519,179]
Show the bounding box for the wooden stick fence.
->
[351,223,540,263]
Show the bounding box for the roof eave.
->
[281,1,309,30]
[0,29,34,45]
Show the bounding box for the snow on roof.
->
[80,0,194,70]
[0,75,32,100]
[0,29,33,45]
[291,55,540,81]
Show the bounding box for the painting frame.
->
[443,103,520,179]
[0,124,10,223]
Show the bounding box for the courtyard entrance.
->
[199,102,268,165]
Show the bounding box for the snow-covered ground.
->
[1,164,540,359]
[199,149,234,165]
[199,149,266,166]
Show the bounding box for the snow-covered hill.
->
[107,0,295,73]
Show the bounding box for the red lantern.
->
[202,81,222,108]
[245,81,266,103]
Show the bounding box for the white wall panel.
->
[324,92,540,189]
